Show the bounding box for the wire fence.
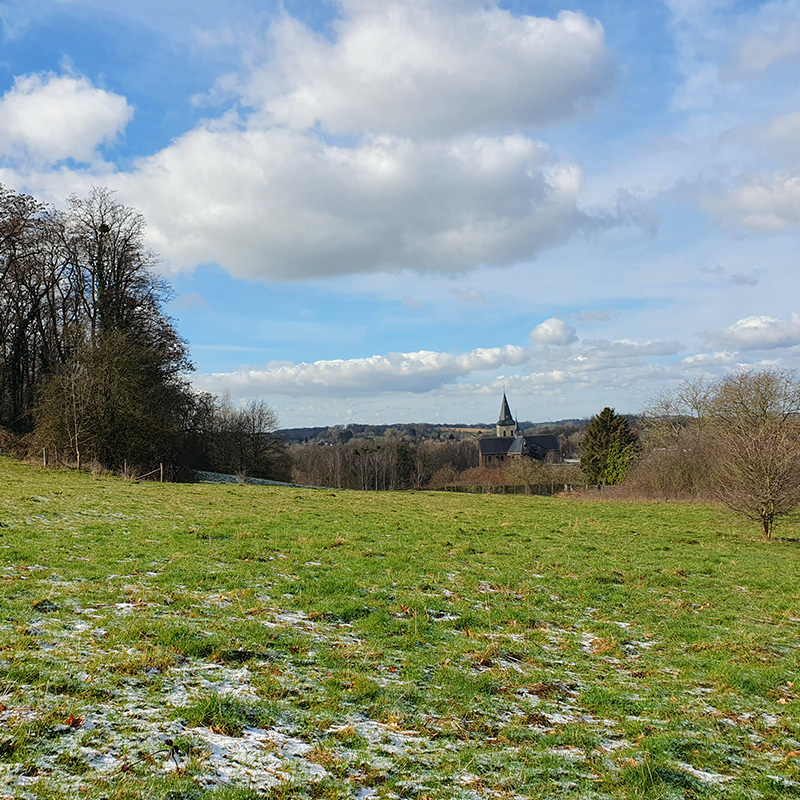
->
[435,483,602,495]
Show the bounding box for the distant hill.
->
[279,419,586,444]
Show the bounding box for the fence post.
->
[160,463,164,483]
[43,448,47,468]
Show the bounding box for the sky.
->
[1,0,799,428]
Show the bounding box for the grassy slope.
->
[0,456,798,799]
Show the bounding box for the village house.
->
[478,392,560,467]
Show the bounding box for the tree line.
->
[291,438,479,490]
[0,184,289,480]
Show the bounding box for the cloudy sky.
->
[1,0,799,427]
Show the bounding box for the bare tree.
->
[202,394,290,480]
[0,187,68,429]
[710,370,800,539]
[34,360,97,468]
[640,369,800,539]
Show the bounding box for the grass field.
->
[0,456,798,799]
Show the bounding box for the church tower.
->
[496,391,518,438]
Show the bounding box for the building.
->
[478,392,560,467]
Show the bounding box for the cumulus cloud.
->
[194,344,529,398]
[703,314,800,351]
[0,73,132,164]
[246,1,613,137]
[123,128,586,279]
[530,318,577,346]
[0,3,629,282]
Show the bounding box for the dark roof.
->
[479,437,514,455]
[498,392,514,425]
[524,434,560,453]
[479,434,560,457]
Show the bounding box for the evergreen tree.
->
[580,407,639,485]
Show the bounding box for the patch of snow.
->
[548,746,585,761]
[268,730,313,758]
[428,610,460,622]
[189,725,289,788]
[678,763,733,784]
[598,738,630,752]
[768,775,800,790]
[624,640,656,650]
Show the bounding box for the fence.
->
[436,482,598,495]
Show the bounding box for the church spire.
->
[496,391,517,437]
[499,391,514,424]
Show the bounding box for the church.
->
[478,392,560,467]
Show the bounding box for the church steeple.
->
[496,391,518,437]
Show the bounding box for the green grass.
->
[0,455,799,798]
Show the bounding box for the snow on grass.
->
[1,457,799,798]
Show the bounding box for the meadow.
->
[0,456,798,799]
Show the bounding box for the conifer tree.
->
[580,407,639,485]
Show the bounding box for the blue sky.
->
[1,0,799,427]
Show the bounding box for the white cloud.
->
[705,171,800,232]
[194,344,529,398]
[191,309,800,425]
[682,351,738,366]
[0,73,132,164]
[530,318,577,346]
[703,314,800,350]
[582,338,682,359]
[122,127,587,279]
[0,3,635,282]
[193,324,692,410]
[247,1,613,137]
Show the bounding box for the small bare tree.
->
[34,359,97,468]
[710,370,800,540]
[716,423,800,539]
